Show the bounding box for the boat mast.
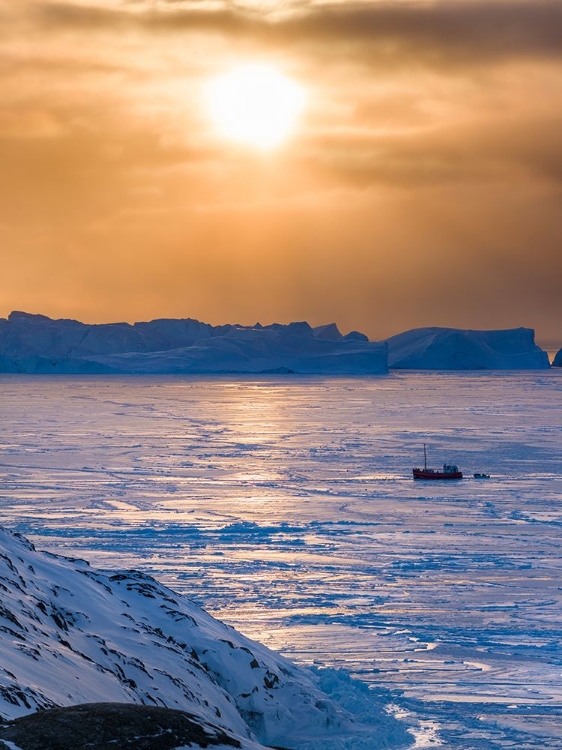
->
[423,443,427,470]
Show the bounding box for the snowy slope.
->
[386,327,550,369]
[0,528,406,750]
[0,313,387,375]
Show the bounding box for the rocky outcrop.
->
[0,703,251,750]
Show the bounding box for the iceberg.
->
[1,313,549,373]
[385,327,550,370]
[0,312,388,375]
[553,347,562,367]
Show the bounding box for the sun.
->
[205,63,306,150]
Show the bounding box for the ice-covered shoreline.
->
[0,526,409,749]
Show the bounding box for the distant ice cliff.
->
[385,326,550,370]
[0,313,551,373]
[0,312,386,375]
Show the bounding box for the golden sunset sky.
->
[1,0,561,340]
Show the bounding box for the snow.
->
[385,327,550,370]
[0,528,407,749]
[0,312,387,375]
[1,371,562,747]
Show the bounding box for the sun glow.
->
[205,63,306,150]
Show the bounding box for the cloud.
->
[24,0,562,69]
[297,110,562,189]
[1,0,561,338]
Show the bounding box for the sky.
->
[1,0,561,342]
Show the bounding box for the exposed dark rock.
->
[0,702,242,750]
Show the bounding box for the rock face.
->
[0,703,249,750]
[386,327,550,370]
[0,313,387,375]
[0,528,406,750]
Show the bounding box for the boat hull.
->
[413,469,463,480]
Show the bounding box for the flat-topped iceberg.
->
[386,327,550,370]
[0,312,387,375]
[0,313,551,373]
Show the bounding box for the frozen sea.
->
[1,372,562,748]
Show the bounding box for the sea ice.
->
[1,371,562,747]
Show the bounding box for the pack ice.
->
[385,326,550,369]
[0,528,406,750]
[0,312,386,375]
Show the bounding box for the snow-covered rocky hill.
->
[0,312,386,375]
[385,327,550,370]
[0,528,408,750]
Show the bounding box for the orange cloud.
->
[0,0,561,341]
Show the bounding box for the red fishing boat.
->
[413,444,463,480]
